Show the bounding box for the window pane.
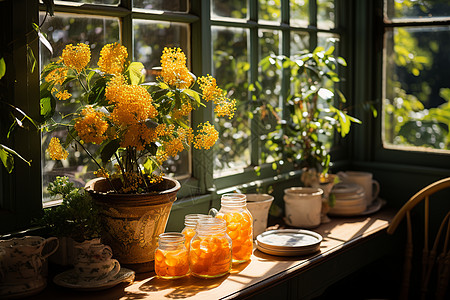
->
[39,13,120,202]
[385,0,450,20]
[54,0,119,5]
[383,26,450,152]
[133,0,188,12]
[212,26,250,175]
[133,19,190,177]
[211,0,247,19]
[259,0,281,23]
[290,0,309,27]
[259,30,282,164]
[317,0,335,29]
[291,31,309,54]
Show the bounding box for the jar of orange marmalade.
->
[211,193,253,263]
[189,218,232,278]
[155,232,189,279]
[181,214,211,250]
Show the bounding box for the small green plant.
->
[258,44,361,176]
[35,176,101,242]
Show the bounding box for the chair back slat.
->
[387,177,450,300]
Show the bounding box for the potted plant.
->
[257,43,360,224]
[34,176,101,266]
[40,43,236,272]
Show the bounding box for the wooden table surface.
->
[35,208,396,300]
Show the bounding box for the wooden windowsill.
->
[35,208,396,300]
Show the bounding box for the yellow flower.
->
[55,90,72,100]
[44,67,68,85]
[98,43,128,75]
[197,75,223,102]
[172,102,193,119]
[177,127,194,145]
[74,107,108,144]
[106,79,158,126]
[47,137,68,160]
[214,97,237,119]
[155,124,175,137]
[160,47,194,89]
[94,168,110,178]
[193,121,219,150]
[120,123,157,151]
[163,138,184,157]
[61,43,91,73]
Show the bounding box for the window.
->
[210,0,341,183]
[382,0,450,155]
[0,0,342,234]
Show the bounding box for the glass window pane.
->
[39,13,120,202]
[133,20,190,177]
[291,31,309,54]
[385,0,450,20]
[211,0,247,19]
[259,0,281,23]
[290,0,309,27]
[54,0,119,5]
[212,26,250,175]
[317,0,335,29]
[383,26,450,153]
[133,0,188,12]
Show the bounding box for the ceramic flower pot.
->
[283,187,323,228]
[85,176,180,273]
[245,194,274,239]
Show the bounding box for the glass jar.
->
[181,214,211,250]
[189,218,232,278]
[211,193,253,263]
[154,232,189,279]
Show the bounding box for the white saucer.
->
[53,267,135,291]
[328,198,385,217]
[0,277,46,299]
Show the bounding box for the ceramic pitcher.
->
[0,236,59,284]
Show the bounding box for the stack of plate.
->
[328,182,367,216]
[255,229,322,256]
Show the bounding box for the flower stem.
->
[67,130,118,193]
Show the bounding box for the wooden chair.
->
[387,177,450,300]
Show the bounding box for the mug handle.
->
[372,180,380,201]
[209,208,218,217]
[42,237,59,259]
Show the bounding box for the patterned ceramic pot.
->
[86,176,180,273]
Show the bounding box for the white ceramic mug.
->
[338,171,380,207]
[245,194,274,239]
[283,187,323,228]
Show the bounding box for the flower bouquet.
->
[40,43,235,193]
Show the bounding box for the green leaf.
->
[337,56,347,66]
[0,57,6,79]
[37,30,53,55]
[127,62,145,85]
[0,146,14,173]
[40,96,56,121]
[27,45,36,73]
[87,77,107,105]
[182,89,202,106]
[324,46,335,55]
[100,139,120,163]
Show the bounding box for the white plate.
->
[53,267,135,291]
[256,229,322,254]
[328,198,385,217]
[0,278,46,299]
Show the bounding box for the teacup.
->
[0,236,59,284]
[74,259,120,282]
[338,171,380,207]
[73,238,120,283]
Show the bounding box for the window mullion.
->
[120,0,133,57]
[310,0,318,49]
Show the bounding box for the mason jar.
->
[154,232,189,279]
[189,218,232,278]
[181,214,211,250]
[210,193,253,263]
